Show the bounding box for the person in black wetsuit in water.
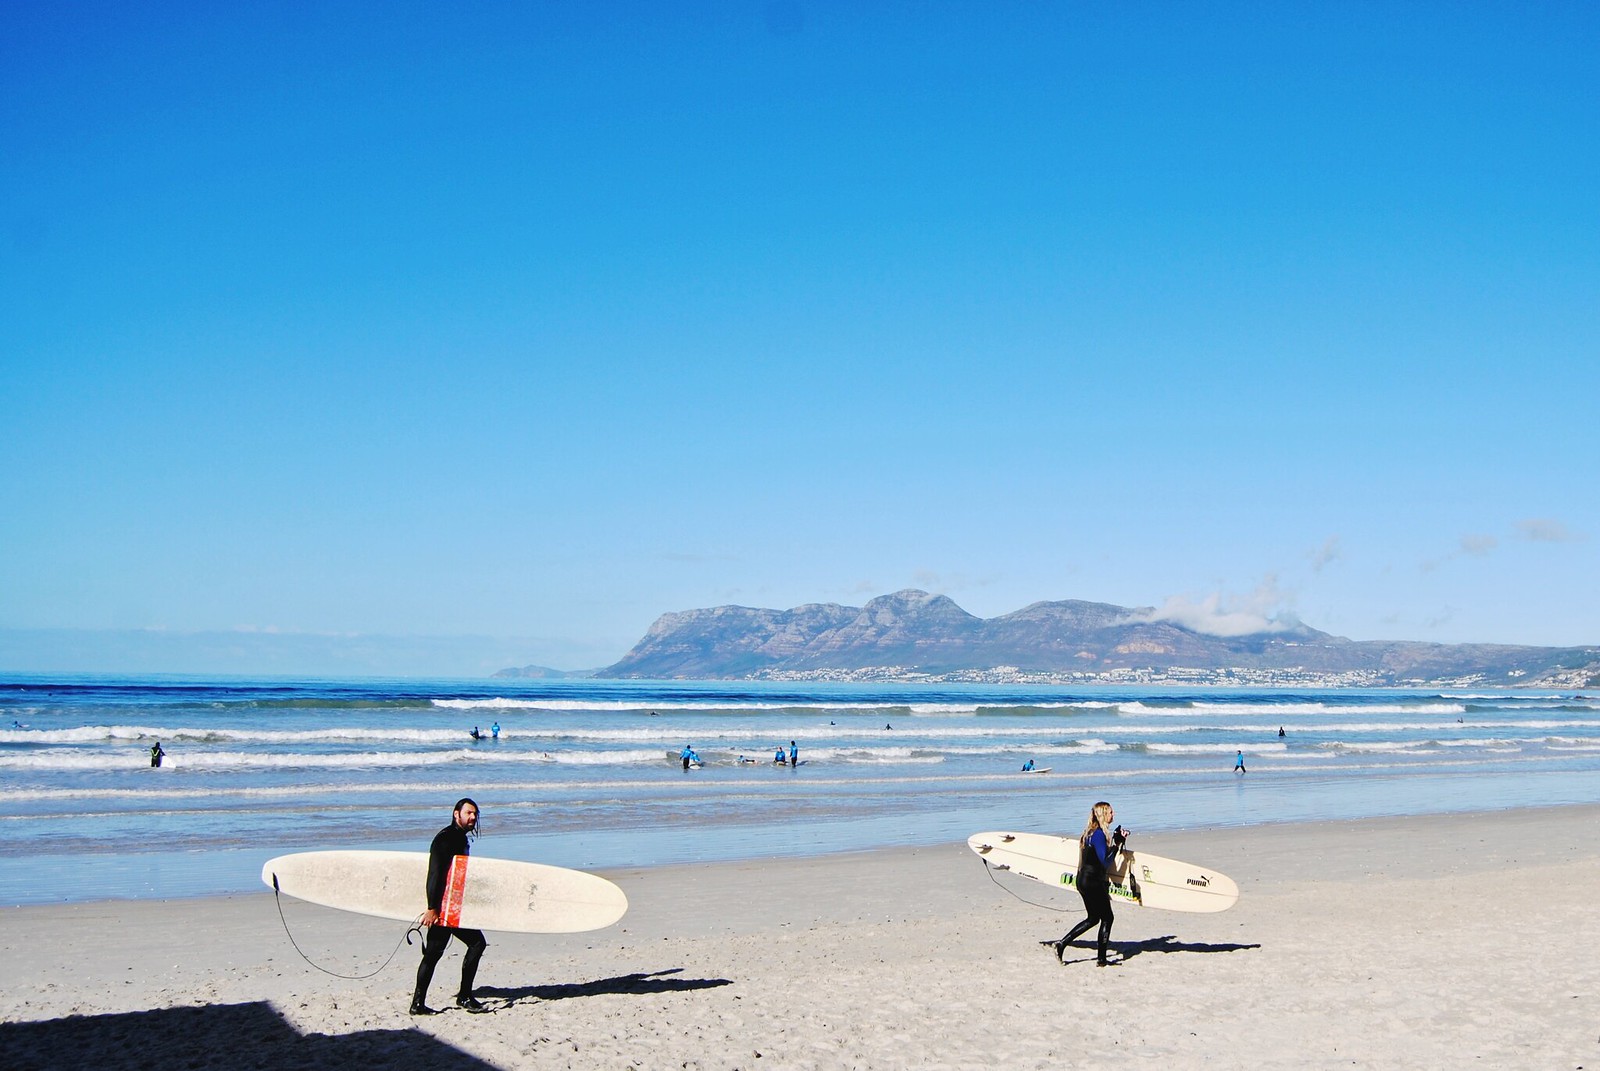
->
[1053,800,1128,967]
[411,797,490,1015]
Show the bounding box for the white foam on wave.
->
[1143,742,1289,755]
[0,725,472,745]
[1322,740,1437,754]
[1176,701,1469,717]
[433,697,966,713]
[937,739,1120,757]
[0,748,501,771]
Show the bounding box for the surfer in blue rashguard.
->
[411,798,490,1015]
[1053,800,1128,967]
[789,740,798,767]
[681,745,700,770]
[491,722,500,740]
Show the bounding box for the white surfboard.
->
[968,831,1238,913]
[261,850,628,933]
[1015,767,1053,774]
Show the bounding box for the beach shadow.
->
[1120,934,1261,959]
[1042,934,1260,966]
[0,1000,496,1071]
[478,967,733,1006]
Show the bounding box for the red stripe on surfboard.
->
[441,855,468,927]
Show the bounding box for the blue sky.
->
[3,2,1597,675]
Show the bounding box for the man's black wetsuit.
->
[411,820,488,1011]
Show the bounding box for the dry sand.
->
[4,806,1598,1070]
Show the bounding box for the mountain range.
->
[521,589,1600,687]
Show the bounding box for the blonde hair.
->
[1080,801,1114,846]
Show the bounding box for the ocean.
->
[4,674,1598,906]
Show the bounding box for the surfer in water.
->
[149,741,164,768]
[1234,750,1246,774]
[789,740,799,767]
[411,798,490,1015]
[1053,801,1128,967]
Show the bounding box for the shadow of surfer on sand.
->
[1042,933,1260,965]
[477,968,732,1007]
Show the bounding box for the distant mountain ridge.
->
[592,589,1600,687]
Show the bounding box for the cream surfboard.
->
[261,850,628,933]
[967,831,1238,913]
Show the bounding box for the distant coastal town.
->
[749,664,1597,690]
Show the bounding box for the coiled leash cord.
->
[271,871,425,979]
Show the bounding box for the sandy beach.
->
[3,805,1597,1070]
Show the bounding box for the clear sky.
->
[3,2,1597,676]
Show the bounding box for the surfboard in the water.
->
[967,831,1238,913]
[261,850,628,933]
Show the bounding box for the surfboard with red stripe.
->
[262,850,628,933]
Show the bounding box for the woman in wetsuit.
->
[1053,800,1127,967]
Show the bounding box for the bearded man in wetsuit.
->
[410,797,490,1015]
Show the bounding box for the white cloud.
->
[1143,577,1301,637]
[1310,535,1342,572]
[1459,533,1498,556]
[1515,518,1583,543]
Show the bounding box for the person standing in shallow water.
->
[1053,801,1127,967]
[149,741,164,768]
[411,798,490,1015]
[1234,750,1247,774]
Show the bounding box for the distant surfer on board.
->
[1052,801,1128,967]
[1021,759,1035,772]
[411,798,490,1015]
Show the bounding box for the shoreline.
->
[5,805,1599,1068]
[11,791,1600,910]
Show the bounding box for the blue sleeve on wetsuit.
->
[1088,828,1113,867]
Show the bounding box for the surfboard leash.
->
[977,859,1073,913]
[271,871,423,980]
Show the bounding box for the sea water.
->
[3,675,1598,905]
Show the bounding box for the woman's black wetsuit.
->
[1057,827,1122,964]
